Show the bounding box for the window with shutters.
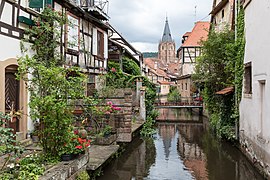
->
[97,30,104,58]
[29,0,52,12]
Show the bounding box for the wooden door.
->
[5,71,20,132]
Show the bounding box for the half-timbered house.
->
[0,0,109,140]
[210,0,235,32]
[176,21,210,97]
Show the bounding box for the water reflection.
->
[97,137,156,180]
[99,109,264,180]
[157,108,202,122]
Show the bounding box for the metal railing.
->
[155,97,203,107]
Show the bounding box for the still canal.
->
[98,108,264,180]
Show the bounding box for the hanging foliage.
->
[193,5,245,140]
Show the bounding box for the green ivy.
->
[193,5,245,141]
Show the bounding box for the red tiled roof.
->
[183,32,191,37]
[216,86,234,95]
[168,63,180,73]
[144,58,155,69]
[182,21,210,47]
[157,81,173,85]
[144,58,169,78]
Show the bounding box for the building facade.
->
[176,22,210,97]
[210,0,235,31]
[239,0,270,177]
[0,0,109,140]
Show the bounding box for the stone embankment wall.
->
[239,132,270,178]
[101,87,145,142]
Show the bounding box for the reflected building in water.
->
[177,124,208,180]
[100,108,264,180]
[157,123,177,160]
[97,137,156,180]
[157,108,202,121]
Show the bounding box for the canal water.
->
[98,108,264,180]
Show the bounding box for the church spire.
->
[161,16,173,42]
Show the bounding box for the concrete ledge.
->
[87,145,119,171]
[40,145,120,179]
[39,154,88,180]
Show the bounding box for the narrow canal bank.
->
[98,108,264,180]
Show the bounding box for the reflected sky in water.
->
[145,131,194,180]
[98,109,264,180]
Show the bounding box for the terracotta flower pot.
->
[78,127,87,139]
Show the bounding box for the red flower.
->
[85,143,90,147]
[74,130,78,135]
[75,145,83,149]
[111,67,116,72]
[78,137,83,144]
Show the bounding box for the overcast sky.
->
[108,0,213,52]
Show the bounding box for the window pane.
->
[29,0,43,8]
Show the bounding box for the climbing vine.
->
[193,5,245,141]
[18,7,87,157]
[233,6,245,123]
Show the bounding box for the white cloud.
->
[131,42,158,52]
[109,0,213,52]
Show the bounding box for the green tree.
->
[167,86,181,102]
[193,6,245,141]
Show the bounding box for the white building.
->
[239,0,270,177]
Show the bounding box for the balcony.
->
[70,0,109,20]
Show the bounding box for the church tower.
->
[158,17,176,64]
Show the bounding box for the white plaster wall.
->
[0,35,21,61]
[240,0,270,162]
[214,2,233,31]
[182,63,194,75]
[160,84,170,95]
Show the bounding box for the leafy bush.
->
[18,7,86,157]
[167,86,181,102]
[76,170,90,180]
[193,6,245,141]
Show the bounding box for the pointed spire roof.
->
[161,16,173,42]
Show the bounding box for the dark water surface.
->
[98,109,264,180]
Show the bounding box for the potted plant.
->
[31,130,39,143]
[30,121,40,143]
[60,132,91,161]
[94,125,116,145]
[103,125,112,137]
